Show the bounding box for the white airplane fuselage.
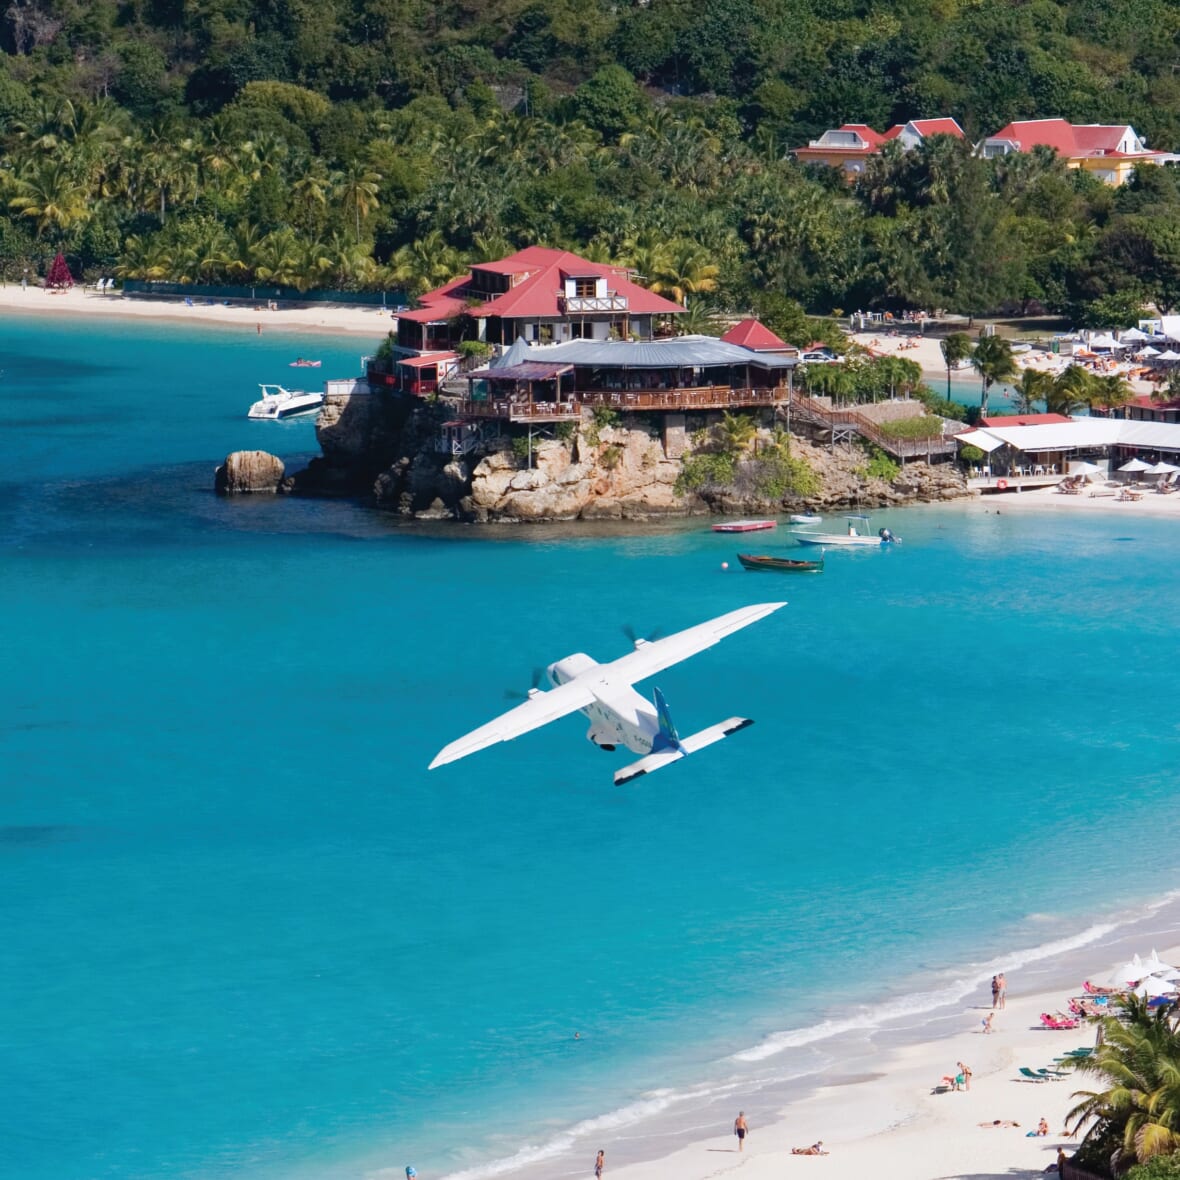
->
[547,653,660,754]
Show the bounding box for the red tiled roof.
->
[397,352,458,369]
[398,299,467,322]
[985,120,1156,159]
[721,318,790,351]
[908,118,965,138]
[413,248,684,321]
[980,413,1073,427]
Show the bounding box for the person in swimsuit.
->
[791,1142,828,1155]
[992,976,1001,1009]
[734,1112,749,1151]
[594,1149,605,1177]
[997,973,1007,1010]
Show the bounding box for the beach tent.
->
[1122,327,1149,342]
[1132,976,1177,997]
[1119,458,1151,472]
[1088,334,1119,350]
[1109,957,1146,986]
[1138,346,1160,358]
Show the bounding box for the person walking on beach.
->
[997,973,1007,1010]
[594,1149,605,1178]
[991,975,1001,1009]
[734,1111,749,1151]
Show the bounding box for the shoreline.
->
[413,896,1180,1180]
[0,283,396,339]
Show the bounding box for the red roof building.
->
[395,247,685,357]
[980,413,1072,427]
[977,120,1177,184]
[794,118,965,175]
[720,319,795,354]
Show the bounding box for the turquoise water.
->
[4,314,1180,1180]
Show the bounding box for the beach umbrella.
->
[1156,350,1180,361]
[1119,458,1151,472]
[1122,327,1149,342]
[1109,957,1146,986]
[1089,334,1119,349]
[1141,950,1180,978]
[1138,346,1160,358]
[1072,461,1102,475]
[1132,976,1177,997]
[1145,461,1179,474]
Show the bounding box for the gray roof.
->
[513,336,795,370]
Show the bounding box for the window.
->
[572,321,592,339]
[574,277,597,298]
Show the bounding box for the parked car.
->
[800,349,841,363]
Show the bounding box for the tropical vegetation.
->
[1067,997,1180,1177]
[5,0,1180,328]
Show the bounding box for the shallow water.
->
[2,316,1178,1180]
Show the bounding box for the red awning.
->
[398,352,459,369]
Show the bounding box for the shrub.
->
[457,340,492,360]
[554,421,577,443]
[511,436,533,467]
[866,452,900,481]
[877,416,946,441]
[960,444,985,463]
[1125,1154,1180,1180]
[601,444,624,470]
[750,454,820,499]
[592,405,619,429]
[675,452,736,495]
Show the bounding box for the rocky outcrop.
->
[215,450,287,495]
[290,390,970,522]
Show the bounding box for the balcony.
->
[559,293,629,314]
[457,385,787,423]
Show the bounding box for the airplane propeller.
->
[623,624,662,650]
[505,667,546,701]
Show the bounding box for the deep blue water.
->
[3,314,1180,1180]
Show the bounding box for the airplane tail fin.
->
[613,715,755,786]
[652,686,680,751]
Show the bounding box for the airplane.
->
[429,602,786,785]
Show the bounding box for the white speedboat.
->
[794,514,900,547]
[247,384,324,420]
[789,513,822,525]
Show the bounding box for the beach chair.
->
[1036,1068,1067,1080]
[1018,1067,1050,1082]
[184,297,194,307]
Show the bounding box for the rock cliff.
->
[289,387,971,522]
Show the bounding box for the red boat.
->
[711,520,777,533]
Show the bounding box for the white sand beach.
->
[605,952,1174,1180]
[0,282,396,338]
[976,482,1180,516]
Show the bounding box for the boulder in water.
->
[215,450,286,495]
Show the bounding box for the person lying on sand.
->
[979,1120,1021,1128]
[791,1142,828,1155]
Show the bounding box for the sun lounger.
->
[1036,1068,1067,1079]
[1018,1067,1050,1082]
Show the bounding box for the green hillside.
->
[3,0,1180,323]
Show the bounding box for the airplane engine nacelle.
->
[586,725,616,751]
[547,652,598,686]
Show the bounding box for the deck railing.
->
[787,390,958,459]
[458,384,787,421]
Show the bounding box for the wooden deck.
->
[458,385,785,421]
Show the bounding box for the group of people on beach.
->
[992,973,1007,1009]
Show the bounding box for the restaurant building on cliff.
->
[375,246,686,395]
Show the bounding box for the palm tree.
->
[969,334,1017,416]
[648,240,720,306]
[1013,368,1051,414]
[940,332,974,400]
[1066,997,1180,1172]
[717,412,757,456]
[1046,365,1096,415]
[1091,373,1134,415]
[334,165,382,243]
[8,160,91,237]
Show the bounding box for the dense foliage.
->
[1067,998,1180,1175]
[6,0,1180,320]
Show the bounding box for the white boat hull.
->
[247,384,324,420]
[789,514,822,525]
[794,532,889,547]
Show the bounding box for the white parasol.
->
[1144,461,1180,474]
[1119,458,1152,472]
[1132,975,1177,997]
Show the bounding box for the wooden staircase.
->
[786,391,958,460]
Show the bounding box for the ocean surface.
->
[4,313,1180,1180]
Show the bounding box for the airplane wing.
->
[605,601,787,686]
[428,679,597,769]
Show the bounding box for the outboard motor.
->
[879,527,894,543]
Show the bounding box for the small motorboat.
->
[247,383,324,419]
[789,513,822,525]
[793,515,901,548]
[289,358,322,367]
[712,519,777,533]
[737,553,824,573]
